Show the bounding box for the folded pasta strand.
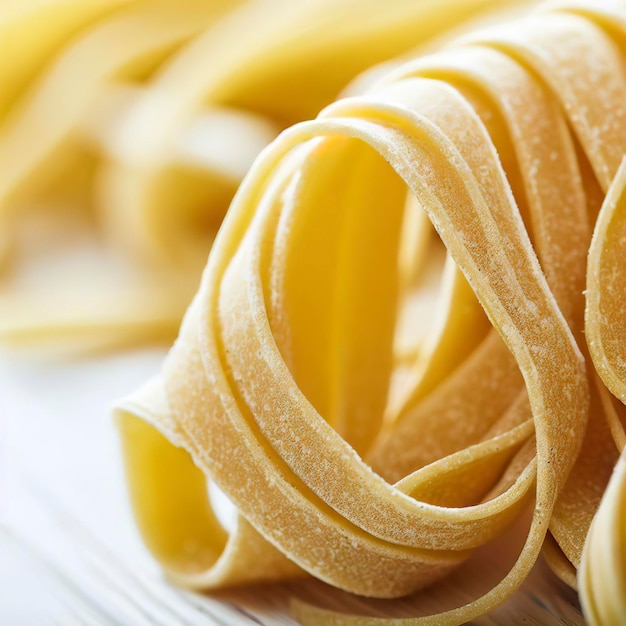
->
[116,2,626,625]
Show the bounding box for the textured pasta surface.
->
[114,2,626,625]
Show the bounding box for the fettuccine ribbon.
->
[116,1,626,624]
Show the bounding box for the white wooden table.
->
[0,349,588,625]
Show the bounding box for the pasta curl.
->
[116,2,626,624]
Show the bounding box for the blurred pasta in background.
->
[0,0,515,349]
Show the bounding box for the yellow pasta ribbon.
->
[116,2,626,624]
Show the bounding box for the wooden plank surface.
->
[0,349,588,625]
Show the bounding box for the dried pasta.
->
[3,0,626,624]
[116,1,626,624]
